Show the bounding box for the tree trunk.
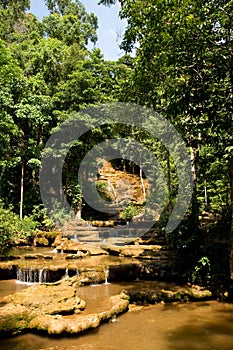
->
[190,146,199,224]
[75,197,82,221]
[140,165,146,201]
[230,158,233,278]
[190,146,197,191]
[167,149,172,214]
[204,177,208,210]
[19,160,24,220]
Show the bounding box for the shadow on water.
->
[165,302,233,350]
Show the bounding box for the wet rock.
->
[56,239,84,253]
[124,286,212,305]
[14,237,33,246]
[101,244,165,259]
[30,313,101,335]
[56,239,108,256]
[91,220,115,227]
[0,303,34,336]
[34,231,61,247]
[0,255,21,261]
[23,254,53,260]
[30,292,129,335]
[101,244,121,255]
[104,237,137,245]
[52,235,66,248]
[66,252,86,259]
[120,245,164,259]
[82,245,108,256]
[78,267,106,285]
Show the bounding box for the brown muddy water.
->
[1,247,233,350]
[1,280,233,350]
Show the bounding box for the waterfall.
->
[65,267,69,279]
[16,267,48,284]
[107,180,118,203]
[102,266,109,285]
[39,268,47,284]
[76,267,80,277]
[73,234,78,241]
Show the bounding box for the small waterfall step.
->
[16,267,48,284]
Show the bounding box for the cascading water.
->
[16,267,48,284]
[65,267,69,279]
[72,234,78,241]
[102,266,109,285]
[38,268,48,284]
[76,267,80,277]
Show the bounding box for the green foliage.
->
[119,202,143,221]
[192,257,211,286]
[113,0,232,219]
[66,182,82,212]
[43,1,98,46]
[0,0,132,218]
[31,204,55,231]
[0,202,38,252]
[15,215,38,240]
[0,204,18,251]
[96,181,114,202]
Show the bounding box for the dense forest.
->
[0,0,232,288]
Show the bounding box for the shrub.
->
[0,202,39,252]
[119,202,143,221]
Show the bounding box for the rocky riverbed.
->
[0,230,214,339]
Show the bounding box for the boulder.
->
[56,239,83,253]
[34,231,61,247]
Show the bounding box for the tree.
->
[43,0,98,46]
[101,0,233,289]
[0,40,23,210]
[0,0,30,41]
[103,0,232,218]
[0,0,132,220]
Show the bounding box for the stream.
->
[1,280,233,350]
[1,248,233,349]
